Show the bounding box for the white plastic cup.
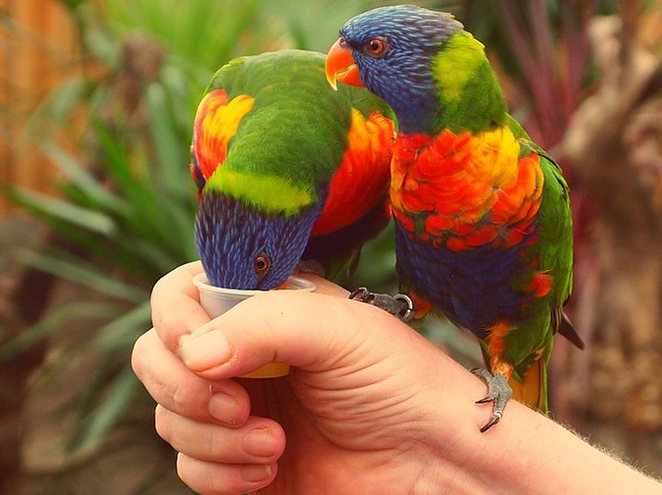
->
[192,272,316,378]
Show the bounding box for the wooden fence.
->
[1,0,80,214]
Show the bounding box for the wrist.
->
[408,352,505,494]
[416,353,661,495]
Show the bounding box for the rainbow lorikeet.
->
[326,5,583,431]
[191,50,394,290]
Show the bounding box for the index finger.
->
[151,261,210,351]
[151,261,350,351]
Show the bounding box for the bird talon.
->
[349,287,414,322]
[480,412,503,433]
[349,287,372,302]
[472,368,512,433]
[393,293,414,321]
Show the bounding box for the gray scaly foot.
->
[471,368,513,433]
[349,287,414,322]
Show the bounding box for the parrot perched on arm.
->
[325,5,583,431]
[191,50,394,291]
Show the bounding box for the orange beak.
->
[325,38,364,91]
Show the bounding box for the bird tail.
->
[558,312,584,350]
[509,355,548,414]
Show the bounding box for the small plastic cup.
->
[192,272,316,378]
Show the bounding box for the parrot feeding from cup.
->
[325,5,583,431]
[191,49,395,291]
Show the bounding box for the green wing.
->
[507,114,574,328]
[208,51,351,198]
[206,50,393,206]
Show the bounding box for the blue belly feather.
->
[395,224,536,339]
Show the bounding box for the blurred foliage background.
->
[0,0,660,493]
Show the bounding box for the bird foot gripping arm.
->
[349,287,414,322]
[471,368,513,432]
[349,287,514,433]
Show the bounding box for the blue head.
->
[195,192,323,290]
[326,5,463,134]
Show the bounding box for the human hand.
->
[132,261,489,494]
[133,262,662,495]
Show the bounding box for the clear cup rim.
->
[192,272,316,296]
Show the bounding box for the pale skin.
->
[132,261,662,495]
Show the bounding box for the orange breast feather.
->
[311,110,395,236]
[390,126,544,251]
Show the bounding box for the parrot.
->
[191,50,395,291]
[325,5,583,431]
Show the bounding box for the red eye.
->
[254,253,271,278]
[366,37,386,57]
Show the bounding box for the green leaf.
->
[47,77,89,122]
[15,248,148,302]
[0,302,121,360]
[68,364,141,452]
[6,187,116,236]
[93,123,145,205]
[93,300,151,352]
[146,82,188,198]
[82,21,120,66]
[41,140,128,213]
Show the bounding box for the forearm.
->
[420,356,661,495]
[471,406,659,494]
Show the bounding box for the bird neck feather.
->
[428,31,508,134]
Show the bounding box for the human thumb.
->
[177,287,410,380]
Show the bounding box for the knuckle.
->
[170,379,193,411]
[150,272,168,305]
[130,330,152,378]
[177,453,236,495]
[154,405,172,442]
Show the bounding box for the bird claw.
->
[349,287,414,322]
[471,368,513,433]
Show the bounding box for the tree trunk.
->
[562,15,662,428]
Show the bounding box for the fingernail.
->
[178,327,233,371]
[241,463,272,483]
[208,392,240,425]
[244,428,276,457]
